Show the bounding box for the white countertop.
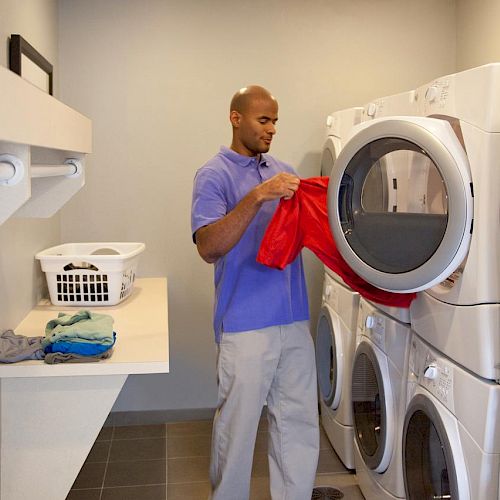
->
[0,277,169,378]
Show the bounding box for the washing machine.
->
[403,332,500,499]
[351,298,411,499]
[316,272,359,469]
[327,65,500,381]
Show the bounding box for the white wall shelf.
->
[0,65,92,224]
[0,277,169,500]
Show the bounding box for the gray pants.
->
[210,321,319,500]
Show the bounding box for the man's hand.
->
[195,172,300,263]
[255,173,300,202]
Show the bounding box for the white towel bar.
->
[30,162,79,178]
[0,156,81,184]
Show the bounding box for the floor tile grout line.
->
[109,436,167,441]
[98,425,114,500]
[101,482,167,489]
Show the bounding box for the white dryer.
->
[327,65,500,380]
[321,106,363,178]
[316,272,359,469]
[409,64,500,381]
[321,106,362,287]
[403,333,500,499]
[362,89,417,122]
[351,298,411,499]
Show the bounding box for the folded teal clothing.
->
[42,310,114,348]
[44,332,116,355]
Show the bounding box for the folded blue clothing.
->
[42,310,114,348]
[44,332,116,356]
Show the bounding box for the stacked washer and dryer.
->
[348,90,419,500]
[320,63,500,500]
[316,107,362,470]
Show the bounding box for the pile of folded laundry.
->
[0,310,116,364]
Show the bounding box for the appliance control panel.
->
[417,78,451,115]
[413,337,455,412]
[363,313,386,349]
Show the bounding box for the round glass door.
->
[351,341,392,471]
[328,117,473,292]
[316,306,342,409]
[403,394,459,499]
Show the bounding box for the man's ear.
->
[230,110,241,128]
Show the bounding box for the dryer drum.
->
[403,394,459,499]
[338,137,448,275]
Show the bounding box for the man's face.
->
[233,97,278,156]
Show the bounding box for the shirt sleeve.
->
[191,168,227,242]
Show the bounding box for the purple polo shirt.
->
[191,146,309,343]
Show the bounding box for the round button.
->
[366,103,378,117]
[425,86,439,102]
[365,315,375,329]
[424,363,438,379]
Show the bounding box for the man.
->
[191,85,319,500]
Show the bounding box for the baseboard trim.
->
[106,408,216,426]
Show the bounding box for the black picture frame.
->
[9,34,53,95]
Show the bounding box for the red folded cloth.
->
[257,176,416,308]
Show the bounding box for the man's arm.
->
[195,172,300,263]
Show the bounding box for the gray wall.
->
[58,0,457,413]
[456,0,500,70]
[0,0,60,332]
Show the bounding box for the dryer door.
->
[351,339,395,473]
[316,305,344,410]
[321,136,340,177]
[403,392,469,499]
[328,116,473,292]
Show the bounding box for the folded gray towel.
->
[0,330,45,363]
[44,349,113,364]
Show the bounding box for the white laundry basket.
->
[36,242,145,306]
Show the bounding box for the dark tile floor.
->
[66,417,364,499]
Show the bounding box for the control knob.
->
[424,362,438,380]
[425,85,439,103]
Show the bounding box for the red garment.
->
[257,177,416,308]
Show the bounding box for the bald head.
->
[230,85,277,114]
[229,85,279,156]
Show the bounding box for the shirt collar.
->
[220,146,269,168]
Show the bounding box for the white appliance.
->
[322,106,362,283]
[362,89,418,121]
[321,107,363,177]
[403,333,500,499]
[409,64,500,381]
[351,298,411,499]
[321,107,362,287]
[316,272,359,469]
[327,63,500,380]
